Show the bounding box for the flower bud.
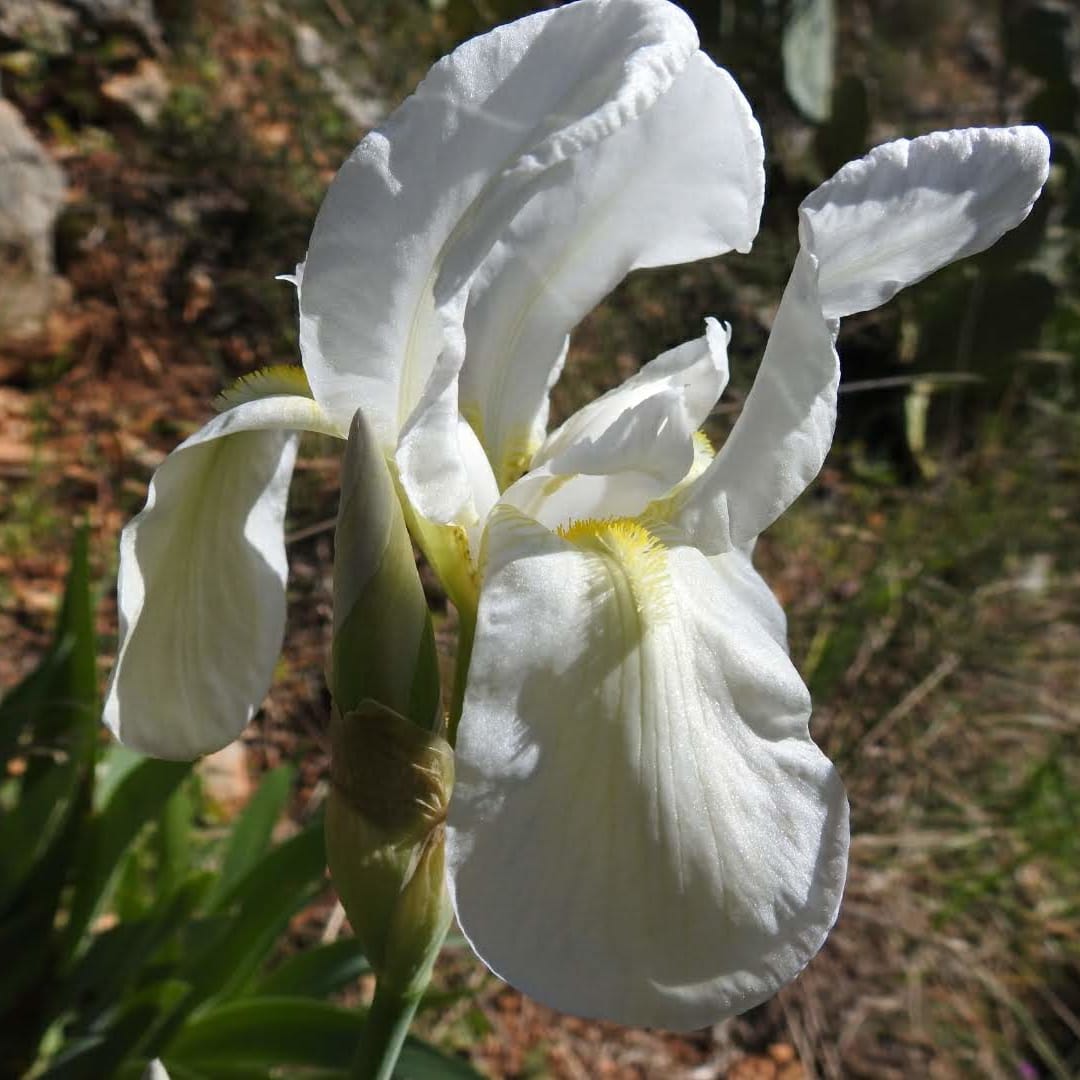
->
[331,407,440,729]
[326,701,453,981]
[326,408,451,984]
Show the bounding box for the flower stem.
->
[351,976,423,1080]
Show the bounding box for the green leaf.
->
[18,529,98,774]
[782,0,835,122]
[0,527,96,764]
[0,529,99,909]
[165,996,360,1071]
[0,641,69,769]
[397,1037,484,1079]
[58,875,211,1033]
[157,779,198,901]
[0,778,90,1061]
[63,757,192,953]
[159,1064,293,1080]
[185,814,327,1001]
[40,979,189,1080]
[204,764,294,910]
[0,758,82,911]
[48,526,98,739]
[0,893,62,1024]
[93,744,145,811]
[163,997,482,1078]
[0,533,99,1064]
[253,937,371,998]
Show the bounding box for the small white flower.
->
[104,0,1049,1031]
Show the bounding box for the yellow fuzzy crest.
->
[557,516,671,621]
[214,365,313,411]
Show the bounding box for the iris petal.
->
[299,0,699,449]
[456,53,763,489]
[502,322,729,529]
[673,126,1050,553]
[104,396,339,759]
[804,125,1051,319]
[447,506,848,1029]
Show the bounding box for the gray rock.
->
[0,1,79,56]
[0,101,66,339]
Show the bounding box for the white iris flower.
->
[104,0,1049,1030]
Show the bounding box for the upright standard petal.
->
[447,507,849,1029]
[299,0,698,446]
[104,396,340,760]
[672,126,1050,553]
[456,53,763,489]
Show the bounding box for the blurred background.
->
[1,1,1077,1077]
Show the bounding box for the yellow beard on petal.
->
[213,364,313,410]
[556,516,672,623]
[690,428,714,465]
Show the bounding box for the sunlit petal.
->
[397,367,501,549]
[672,126,1050,553]
[456,54,762,488]
[708,543,789,653]
[299,0,698,445]
[448,507,848,1029]
[671,250,837,552]
[501,322,729,529]
[104,396,339,759]
[501,453,680,533]
[804,126,1051,319]
[538,319,730,473]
